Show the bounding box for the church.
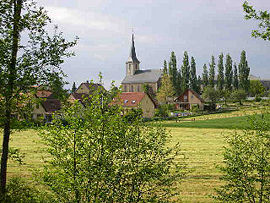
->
[121,34,162,94]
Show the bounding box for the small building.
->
[32,90,61,121]
[112,92,156,118]
[175,89,204,110]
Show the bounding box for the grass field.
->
[1,127,230,202]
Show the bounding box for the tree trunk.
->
[0,0,22,195]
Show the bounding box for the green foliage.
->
[71,82,77,93]
[233,63,239,90]
[181,51,190,91]
[249,80,266,97]
[238,50,250,92]
[202,64,209,87]
[231,89,247,105]
[157,73,175,104]
[39,84,185,202]
[123,108,143,122]
[208,56,216,88]
[243,1,270,41]
[217,53,224,90]
[202,86,220,104]
[225,54,233,91]
[0,177,55,203]
[215,113,270,202]
[190,56,199,93]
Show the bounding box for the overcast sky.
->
[37,0,270,89]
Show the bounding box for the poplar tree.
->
[197,75,202,94]
[0,0,77,195]
[72,82,77,93]
[202,64,209,87]
[170,52,178,92]
[225,54,233,91]
[176,70,182,95]
[181,51,190,91]
[217,53,224,90]
[190,56,199,92]
[209,56,216,88]
[233,63,239,89]
[163,60,168,74]
[238,50,250,92]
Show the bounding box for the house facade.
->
[121,34,162,94]
[112,92,156,118]
[175,89,204,110]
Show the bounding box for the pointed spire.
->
[127,34,140,63]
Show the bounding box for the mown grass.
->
[151,114,270,129]
[0,127,230,202]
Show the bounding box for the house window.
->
[132,100,136,104]
[124,100,128,104]
[184,95,188,102]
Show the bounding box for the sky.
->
[37,0,270,89]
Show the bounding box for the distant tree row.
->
[162,50,251,96]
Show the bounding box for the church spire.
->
[127,34,140,63]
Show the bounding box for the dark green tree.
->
[209,56,216,88]
[217,53,224,90]
[249,80,266,97]
[231,89,247,105]
[243,1,270,41]
[225,54,233,91]
[197,75,202,94]
[202,64,209,88]
[233,63,239,90]
[163,60,168,74]
[190,56,199,92]
[238,50,250,92]
[170,51,178,93]
[176,70,182,95]
[0,0,77,195]
[71,82,77,93]
[181,51,190,91]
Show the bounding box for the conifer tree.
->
[238,50,250,92]
[163,60,168,74]
[190,57,199,92]
[170,52,178,92]
[217,53,224,90]
[202,64,209,87]
[225,54,233,91]
[197,75,202,94]
[233,63,239,90]
[181,51,190,91]
[209,56,216,88]
[71,82,77,93]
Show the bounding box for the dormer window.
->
[132,100,136,104]
[124,100,128,103]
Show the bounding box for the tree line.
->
[162,50,251,95]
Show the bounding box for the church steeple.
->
[126,34,140,76]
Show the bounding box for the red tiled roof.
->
[42,99,61,113]
[36,90,53,98]
[112,92,146,107]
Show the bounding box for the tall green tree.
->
[217,53,224,90]
[176,70,182,95]
[197,75,202,94]
[238,50,250,92]
[202,64,208,87]
[40,83,185,202]
[249,80,266,97]
[190,56,199,92]
[163,60,168,74]
[208,56,216,88]
[0,0,77,195]
[233,63,239,89]
[181,51,190,91]
[225,54,233,91]
[72,82,77,93]
[170,51,178,92]
[157,73,175,104]
[243,1,270,41]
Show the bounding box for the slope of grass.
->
[152,114,270,129]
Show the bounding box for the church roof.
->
[122,69,162,84]
[127,34,140,63]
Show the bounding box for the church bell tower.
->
[126,34,140,76]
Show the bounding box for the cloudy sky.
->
[37,0,270,89]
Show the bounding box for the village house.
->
[175,89,205,110]
[112,92,156,118]
[121,34,162,94]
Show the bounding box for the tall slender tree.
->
[209,56,216,88]
[0,0,77,195]
[238,50,250,92]
[176,70,182,95]
[202,64,209,88]
[163,60,168,74]
[217,53,224,90]
[197,75,202,94]
[181,51,190,91]
[72,82,77,93]
[233,63,239,90]
[190,56,199,92]
[225,54,233,91]
[170,52,178,92]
